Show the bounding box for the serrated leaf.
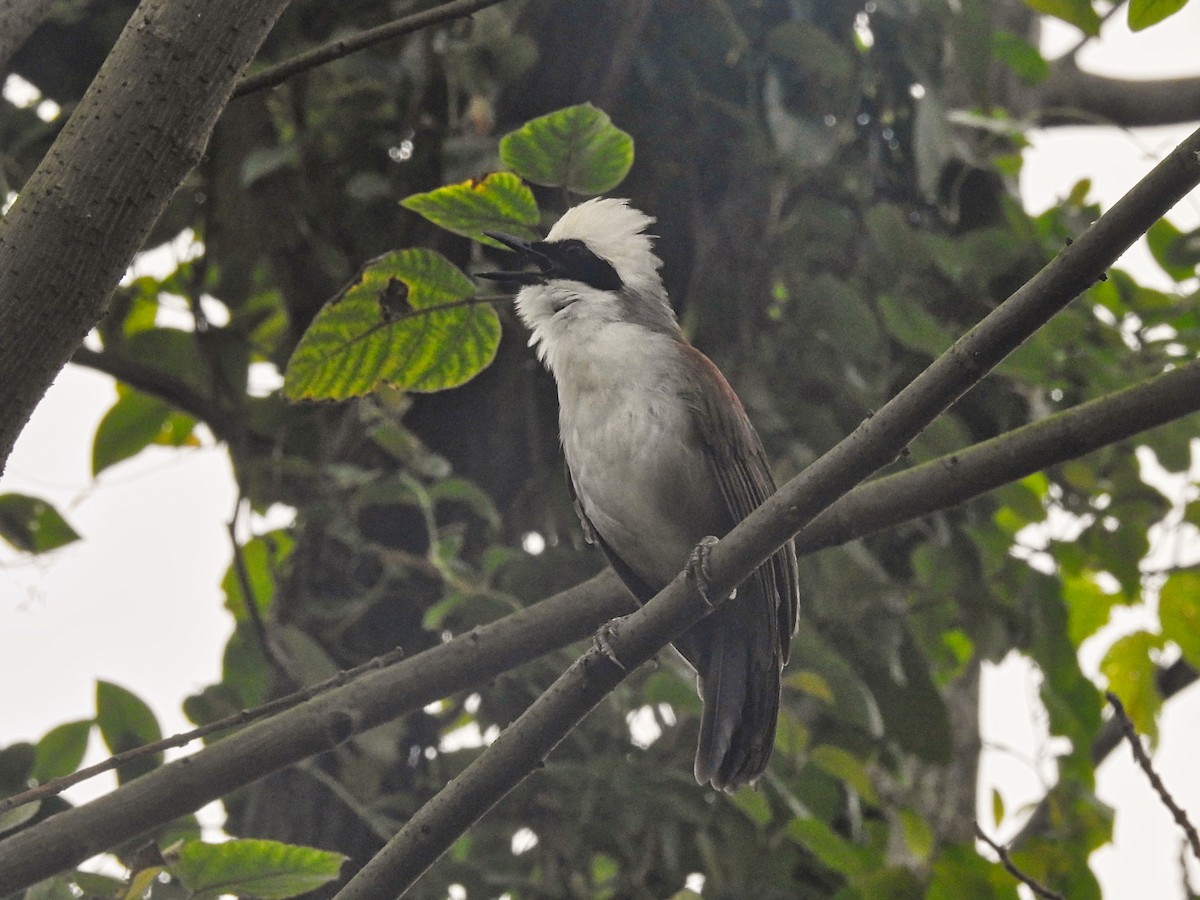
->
[1100,630,1164,740]
[1025,0,1102,35]
[0,493,81,553]
[401,172,539,248]
[1159,570,1200,669]
[500,103,634,195]
[284,248,500,400]
[96,681,163,783]
[32,720,92,782]
[93,386,198,475]
[1128,0,1188,30]
[167,838,346,899]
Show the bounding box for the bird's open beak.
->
[477,232,554,286]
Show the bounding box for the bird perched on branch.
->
[481,198,800,790]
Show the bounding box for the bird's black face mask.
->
[479,233,623,293]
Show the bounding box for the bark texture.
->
[0,0,295,473]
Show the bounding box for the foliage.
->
[2,0,1199,898]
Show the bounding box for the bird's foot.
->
[592,618,627,671]
[687,535,723,608]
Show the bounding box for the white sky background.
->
[1,4,1200,896]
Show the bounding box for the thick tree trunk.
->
[0,0,294,474]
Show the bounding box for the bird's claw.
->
[592,618,627,671]
[687,536,722,607]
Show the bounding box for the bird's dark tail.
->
[688,602,782,791]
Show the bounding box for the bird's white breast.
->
[552,324,724,587]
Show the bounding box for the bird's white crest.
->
[545,197,662,291]
[514,198,678,373]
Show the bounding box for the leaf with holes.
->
[284,249,500,400]
[500,103,634,196]
[401,172,539,249]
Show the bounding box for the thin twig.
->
[227,496,298,686]
[0,646,406,816]
[1106,691,1200,863]
[234,0,512,97]
[975,825,1064,899]
[1059,0,1127,63]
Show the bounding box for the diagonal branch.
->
[975,824,1064,899]
[1107,691,1200,863]
[333,127,1200,896]
[2,115,1199,884]
[233,0,512,98]
[2,360,1198,890]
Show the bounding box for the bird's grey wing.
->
[565,462,658,604]
[679,344,800,654]
[677,343,801,788]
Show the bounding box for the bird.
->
[480,197,800,791]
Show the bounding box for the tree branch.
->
[233,0,512,98]
[795,356,1200,555]
[975,824,1064,899]
[0,0,55,72]
[0,572,632,890]
[1033,60,1200,129]
[3,358,1199,888]
[70,346,233,439]
[0,0,297,477]
[333,126,1200,895]
[3,117,1199,882]
[0,646,406,817]
[1107,691,1200,863]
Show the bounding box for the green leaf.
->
[729,787,773,826]
[22,877,77,900]
[222,530,294,621]
[284,248,500,400]
[898,808,934,862]
[167,838,346,898]
[991,789,1005,829]
[992,31,1049,84]
[500,103,634,195]
[1061,572,1121,647]
[1145,218,1198,281]
[810,745,877,804]
[95,681,163,783]
[0,493,82,553]
[876,295,954,358]
[786,818,876,876]
[93,386,198,475]
[0,800,39,835]
[401,171,539,248]
[1025,0,1102,35]
[1159,570,1200,669]
[1128,0,1188,30]
[32,720,92,782]
[1100,630,1164,740]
